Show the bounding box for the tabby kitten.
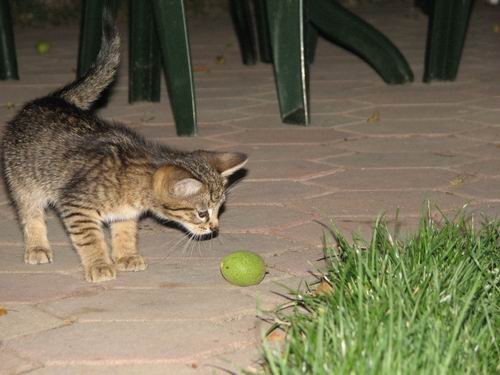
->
[2,10,247,282]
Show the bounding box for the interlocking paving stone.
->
[101,258,289,290]
[309,80,376,99]
[0,273,99,304]
[0,187,14,207]
[265,248,326,277]
[274,221,340,248]
[308,113,366,128]
[462,110,500,125]
[334,135,485,153]
[339,119,485,136]
[197,86,273,100]
[238,275,307,311]
[40,288,257,322]
[0,244,80,273]
[124,123,238,140]
[107,107,175,126]
[220,205,311,233]
[453,177,500,200]
[468,97,500,111]
[139,231,295,261]
[28,364,202,375]
[294,191,471,218]
[0,213,71,246]
[311,168,458,191]
[5,318,257,364]
[227,181,328,204]
[353,84,482,105]
[199,109,257,124]
[274,216,421,250]
[219,128,348,144]
[346,104,480,120]
[0,349,39,375]
[309,99,372,114]
[149,136,231,152]
[323,152,477,168]
[0,86,57,105]
[223,114,284,129]
[197,97,264,112]
[1,2,500,373]
[465,202,500,219]
[204,344,262,375]
[244,160,335,180]
[458,160,500,177]
[459,126,500,141]
[462,143,500,159]
[217,143,349,161]
[0,304,65,340]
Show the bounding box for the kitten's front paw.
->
[25,247,53,264]
[85,262,116,282]
[115,255,147,272]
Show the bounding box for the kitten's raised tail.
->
[53,7,120,110]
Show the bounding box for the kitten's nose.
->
[209,224,219,235]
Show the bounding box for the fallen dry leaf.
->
[0,307,8,317]
[314,279,334,296]
[6,101,15,110]
[366,110,380,124]
[215,55,225,65]
[494,24,500,33]
[449,176,465,187]
[140,114,155,123]
[267,328,286,342]
[193,66,210,73]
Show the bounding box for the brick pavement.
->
[1,2,499,374]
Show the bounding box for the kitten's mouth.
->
[187,230,218,241]
[180,223,216,238]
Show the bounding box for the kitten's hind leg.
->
[17,200,53,264]
[111,220,147,272]
[60,207,116,282]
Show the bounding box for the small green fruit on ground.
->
[220,251,266,287]
[36,41,50,55]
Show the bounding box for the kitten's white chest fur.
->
[103,206,141,223]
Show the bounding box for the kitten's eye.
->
[197,210,209,220]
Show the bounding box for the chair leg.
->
[423,0,474,82]
[0,0,19,80]
[305,20,319,65]
[253,0,317,65]
[152,0,197,136]
[309,0,414,84]
[266,0,309,125]
[253,0,272,63]
[230,0,257,65]
[129,0,161,103]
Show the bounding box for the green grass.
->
[261,213,499,374]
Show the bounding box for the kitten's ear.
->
[198,151,248,177]
[153,165,203,198]
[171,178,203,197]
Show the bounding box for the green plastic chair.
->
[423,0,474,82]
[232,0,414,125]
[0,0,19,80]
[230,0,474,126]
[78,0,196,136]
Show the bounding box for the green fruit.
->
[220,251,266,287]
[36,41,50,55]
